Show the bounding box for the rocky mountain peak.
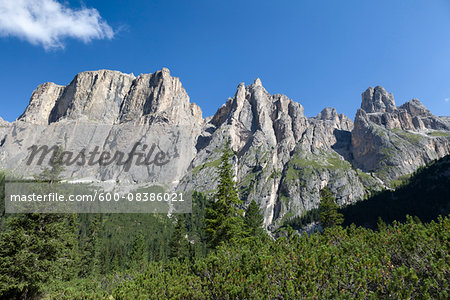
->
[18,81,65,125]
[352,85,450,182]
[356,85,450,132]
[399,98,432,117]
[161,67,171,75]
[315,107,338,120]
[361,86,396,113]
[210,79,306,137]
[50,70,135,124]
[312,107,353,132]
[252,78,263,87]
[119,68,202,125]
[0,116,9,126]
[17,68,203,126]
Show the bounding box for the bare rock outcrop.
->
[179,80,378,227]
[361,86,396,113]
[352,87,450,182]
[1,69,203,185]
[18,69,202,126]
[0,116,9,127]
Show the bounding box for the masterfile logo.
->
[26,142,170,172]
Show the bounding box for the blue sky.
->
[1,0,450,121]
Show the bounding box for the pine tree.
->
[129,232,147,269]
[79,214,101,277]
[319,186,344,228]
[0,171,5,219]
[169,215,190,259]
[35,145,65,183]
[244,200,265,237]
[0,213,79,299]
[185,192,208,258]
[377,216,387,231]
[0,158,79,298]
[204,141,244,249]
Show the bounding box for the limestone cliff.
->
[352,87,450,181]
[1,69,202,185]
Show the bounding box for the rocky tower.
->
[180,79,309,224]
[352,87,450,181]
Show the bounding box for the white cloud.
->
[0,0,114,50]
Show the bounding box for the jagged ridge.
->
[1,69,449,228]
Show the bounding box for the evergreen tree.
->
[184,192,208,258]
[319,186,344,228]
[0,170,5,219]
[0,158,79,298]
[244,200,264,237]
[377,216,387,231]
[204,141,244,249]
[79,214,101,277]
[0,213,79,299]
[129,232,147,270]
[111,250,122,273]
[169,215,190,259]
[35,145,65,183]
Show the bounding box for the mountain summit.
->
[18,69,202,126]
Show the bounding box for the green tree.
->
[129,232,147,270]
[204,141,244,249]
[169,215,190,259]
[244,200,265,237]
[35,145,65,183]
[377,216,387,231]
[0,158,80,299]
[184,191,208,258]
[79,214,101,277]
[0,213,79,299]
[0,170,5,219]
[319,186,344,228]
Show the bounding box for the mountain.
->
[178,79,379,227]
[1,69,449,228]
[352,86,450,181]
[0,69,202,184]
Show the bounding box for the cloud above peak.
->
[0,0,114,50]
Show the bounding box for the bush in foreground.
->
[108,215,449,299]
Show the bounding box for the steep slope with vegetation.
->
[284,154,450,231]
[341,154,450,228]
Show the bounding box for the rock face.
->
[361,86,396,113]
[352,87,450,181]
[1,70,450,228]
[19,69,202,126]
[0,117,10,144]
[0,117,9,127]
[1,69,203,185]
[178,80,379,226]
